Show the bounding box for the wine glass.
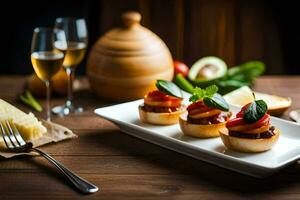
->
[31,27,66,121]
[52,17,88,116]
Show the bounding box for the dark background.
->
[0,0,299,75]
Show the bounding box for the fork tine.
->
[3,120,20,148]
[5,120,21,148]
[7,120,26,146]
[0,121,14,149]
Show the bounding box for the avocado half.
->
[188,56,227,87]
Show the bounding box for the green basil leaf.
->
[156,80,182,98]
[203,93,229,111]
[189,85,219,102]
[205,85,218,97]
[243,100,268,123]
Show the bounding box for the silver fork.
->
[0,120,98,194]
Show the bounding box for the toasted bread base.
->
[138,105,185,125]
[179,113,227,138]
[219,127,280,153]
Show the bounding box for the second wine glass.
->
[52,17,88,116]
[31,27,66,121]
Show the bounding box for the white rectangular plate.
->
[95,100,300,178]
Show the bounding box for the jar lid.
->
[97,11,168,57]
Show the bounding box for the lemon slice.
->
[224,86,292,116]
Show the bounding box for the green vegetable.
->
[188,56,227,82]
[190,60,265,94]
[217,79,250,88]
[203,93,229,111]
[189,85,229,111]
[175,59,265,95]
[156,80,182,98]
[217,79,250,95]
[226,61,265,88]
[218,61,265,94]
[173,74,194,93]
[189,85,218,102]
[243,100,268,123]
[191,79,220,88]
[20,90,43,112]
[227,61,265,83]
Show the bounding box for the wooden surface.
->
[1,76,300,200]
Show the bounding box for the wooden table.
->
[1,76,300,200]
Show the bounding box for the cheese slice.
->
[0,99,46,144]
[223,86,254,106]
[224,86,292,116]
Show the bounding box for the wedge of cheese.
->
[224,86,292,116]
[0,99,46,144]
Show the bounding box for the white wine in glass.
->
[31,28,66,121]
[57,41,86,68]
[52,18,88,116]
[31,51,64,80]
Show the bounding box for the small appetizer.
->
[138,80,185,125]
[220,100,280,153]
[179,85,232,138]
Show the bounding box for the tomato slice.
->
[226,117,246,127]
[187,100,214,116]
[187,101,205,111]
[227,114,270,132]
[255,114,270,126]
[147,90,172,101]
[144,90,182,107]
[236,103,251,117]
[188,106,213,115]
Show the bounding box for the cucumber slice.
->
[188,56,227,84]
[203,93,229,111]
[156,80,183,98]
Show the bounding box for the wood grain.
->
[83,0,287,72]
[0,76,300,199]
[2,1,290,75]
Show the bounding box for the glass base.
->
[52,104,83,117]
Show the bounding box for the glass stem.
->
[66,67,75,108]
[45,80,51,122]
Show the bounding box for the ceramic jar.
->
[86,11,173,101]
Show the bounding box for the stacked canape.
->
[138,80,280,153]
[220,100,280,152]
[179,85,232,138]
[138,80,185,125]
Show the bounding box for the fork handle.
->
[31,147,99,194]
